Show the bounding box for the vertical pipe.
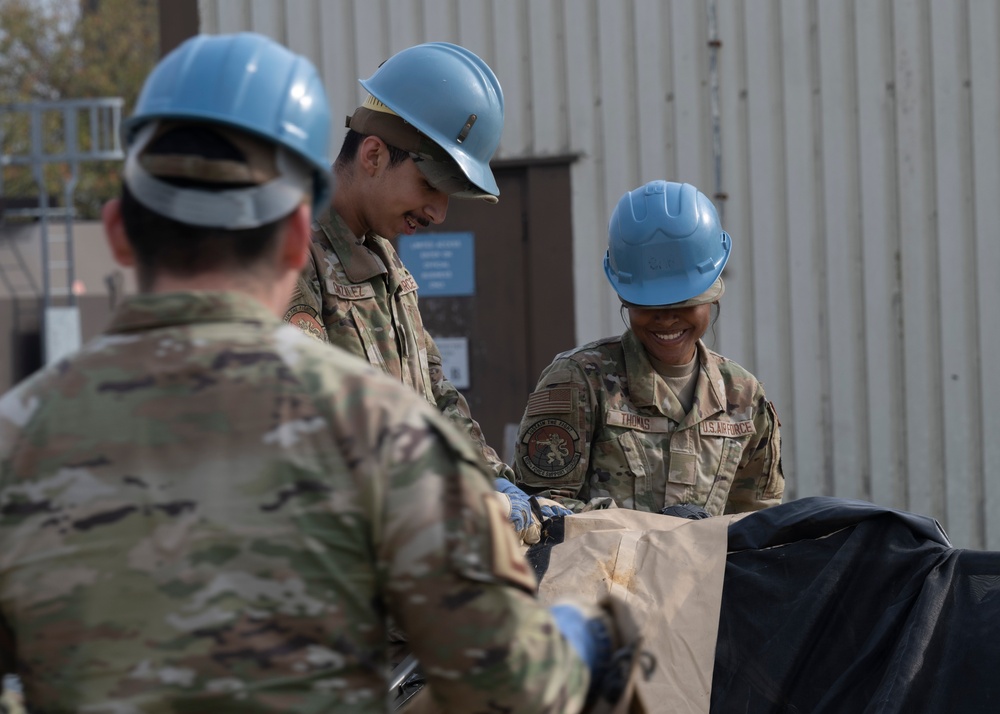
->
[30,107,51,309]
[64,107,79,306]
[707,0,725,224]
[90,105,98,155]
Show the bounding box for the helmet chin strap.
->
[123,122,312,230]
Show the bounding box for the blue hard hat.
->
[604,181,731,306]
[359,42,504,198]
[124,32,333,219]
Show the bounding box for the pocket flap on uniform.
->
[618,431,648,479]
[667,428,698,485]
[667,451,698,486]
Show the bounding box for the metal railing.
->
[0,97,125,364]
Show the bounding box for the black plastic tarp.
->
[527,496,1000,713]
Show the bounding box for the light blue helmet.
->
[604,181,731,306]
[123,32,333,225]
[359,42,504,199]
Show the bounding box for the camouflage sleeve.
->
[724,393,785,513]
[0,610,14,673]
[512,361,593,510]
[378,409,589,712]
[283,246,328,343]
[426,334,515,483]
[0,410,18,674]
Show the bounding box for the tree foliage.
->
[0,0,158,219]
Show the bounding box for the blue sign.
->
[398,232,475,297]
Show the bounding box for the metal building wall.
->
[199,0,1000,550]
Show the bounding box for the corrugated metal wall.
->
[200,0,1000,550]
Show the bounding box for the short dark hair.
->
[334,129,411,170]
[121,186,285,291]
[120,125,286,291]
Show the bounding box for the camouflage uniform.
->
[514,330,783,514]
[0,291,588,713]
[285,210,513,482]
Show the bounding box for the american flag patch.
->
[526,387,574,416]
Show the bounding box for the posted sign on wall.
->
[434,336,470,389]
[398,232,475,297]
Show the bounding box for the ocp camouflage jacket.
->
[0,291,586,713]
[514,330,784,514]
[285,210,512,481]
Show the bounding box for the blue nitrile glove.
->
[494,478,532,531]
[536,499,574,519]
[550,603,615,684]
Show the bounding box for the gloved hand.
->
[494,478,542,543]
[534,496,574,519]
[659,503,711,520]
[494,478,532,530]
[549,602,615,678]
[551,598,654,709]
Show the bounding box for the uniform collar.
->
[623,330,727,424]
[107,291,278,334]
[312,209,395,284]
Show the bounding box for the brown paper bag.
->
[536,510,746,714]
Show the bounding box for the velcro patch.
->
[331,282,376,300]
[283,304,326,342]
[526,387,575,416]
[398,275,419,294]
[700,420,756,438]
[607,409,674,433]
[520,418,581,479]
[482,492,537,593]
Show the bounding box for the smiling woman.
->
[626,301,713,366]
[513,180,785,517]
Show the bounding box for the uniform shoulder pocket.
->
[759,400,785,500]
[433,425,538,594]
[517,415,583,483]
[525,368,580,416]
[284,258,327,342]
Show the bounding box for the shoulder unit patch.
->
[283,304,326,342]
[520,418,582,479]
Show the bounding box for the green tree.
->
[0,0,158,219]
